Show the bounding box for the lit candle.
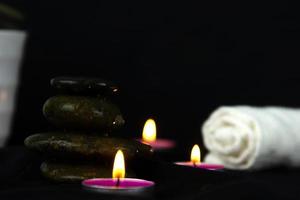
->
[175,144,224,170]
[139,118,175,151]
[82,150,155,195]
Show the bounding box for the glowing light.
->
[142,118,156,143]
[190,144,201,164]
[112,150,125,179]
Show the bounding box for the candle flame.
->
[112,150,125,179]
[142,118,156,143]
[191,144,201,164]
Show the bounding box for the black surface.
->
[0,146,300,200]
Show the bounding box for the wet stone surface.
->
[50,77,119,96]
[25,132,153,161]
[40,160,135,182]
[43,95,125,131]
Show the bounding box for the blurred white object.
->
[202,106,300,170]
[0,30,26,147]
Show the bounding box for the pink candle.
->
[175,144,224,170]
[139,118,175,151]
[82,150,155,195]
[175,162,224,170]
[139,138,176,151]
[82,178,155,194]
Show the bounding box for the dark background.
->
[3,1,300,146]
[2,1,300,200]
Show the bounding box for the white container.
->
[0,30,26,146]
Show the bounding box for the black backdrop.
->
[3,1,300,146]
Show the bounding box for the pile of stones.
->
[24,77,152,182]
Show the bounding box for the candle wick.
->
[193,162,197,167]
[116,178,120,187]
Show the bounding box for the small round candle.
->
[175,144,224,170]
[175,162,224,170]
[82,178,154,194]
[82,150,155,195]
[140,138,176,150]
[139,118,175,151]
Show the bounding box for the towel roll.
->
[202,106,300,170]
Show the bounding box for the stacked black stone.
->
[24,77,153,182]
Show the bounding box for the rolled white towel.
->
[202,106,300,170]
